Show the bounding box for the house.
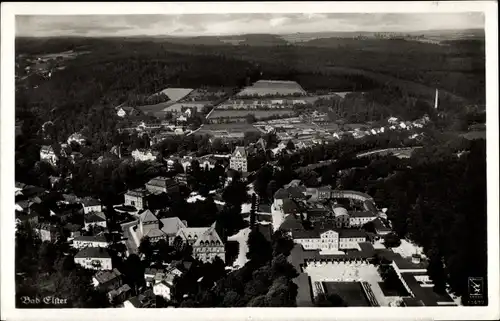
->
[92,268,123,290]
[229,146,248,173]
[84,212,107,230]
[137,210,187,243]
[145,176,179,195]
[108,284,132,304]
[40,145,58,166]
[81,197,102,214]
[176,225,225,263]
[35,223,60,242]
[131,149,160,162]
[67,133,86,145]
[174,173,192,186]
[74,247,113,270]
[124,188,149,210]
[291,224,367,252]
[116,106,139,118]
[123,289,156,308]
[73,234,109,249]
[64,223,82,238]
[177,115,188,123]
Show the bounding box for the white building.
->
[229,146,248,173]
[73,234,109,249]
[74,247,113,270]
[292,227,367,252]
[81,197,102,214]
[131,149,160,162]
[40,145,58,166]
[349,211,377,227]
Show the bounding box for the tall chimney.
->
[434,89,439,110]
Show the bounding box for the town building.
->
[176,225,225,263]
[123,290,156,308]
[137,210,187,244]
[84,212,107,230]
[145,176,179,195]
[73,234,109,249]
[81,197,102,214]
[348,211,378,227]
[174,173,192,186]
[92,268,123,291]
[108,284,132,304]
[35,223,59,242]
[67,133,87,145]
[131,149,160,162]
[74,247,113,270]
[289,221,367,253]
[229,146,248,173]
[124,188,149,210]
[40,145,58,166]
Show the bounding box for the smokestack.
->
[434,89,439,110]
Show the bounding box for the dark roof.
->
[376,250,428,270]
[126,296,141,308]
[64,223,82,232]
[85,212,106,223]
[93,268,122,284]
[274,188,289,200]
[349,211,377,218]
[363,200,377,212]
[74,234,108,243]
[338,229,367,239]
[74,247,111,259]
[282,199,299,214]
[291,229,320,239]
[257,223,272,242]
[402,297,424,306]
[257,204,271,214]
[81,197,101,207]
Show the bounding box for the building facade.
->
[124,189,149,210]
[73,235,109,249]
[74,248,113,270]
[229,146,248,173]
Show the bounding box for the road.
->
[121,220,139,256]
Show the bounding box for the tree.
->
[247,230,272,265]
[286,140,295,151]
[383,233,401,248]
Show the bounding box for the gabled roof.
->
[160,217,187,235]
[274,188,289,200]
[85,212,106,223]
[74,234,107,243]
[232,146,247,158]
[74,247,111,259]
[280,214,304,231]
[93,268,121,284]
[193,227,223,247]
[145,228,166,238]
[81,197,101,207]
[177,227,210,240]
[139,209,158,223]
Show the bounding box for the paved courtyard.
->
[304,262,388,306]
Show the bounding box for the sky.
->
[16,13,485,38]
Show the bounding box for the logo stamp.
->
[468,277,485,305]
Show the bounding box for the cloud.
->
[15,13,485,37]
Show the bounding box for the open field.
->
[207,109,294,119]
[197,123,261,135]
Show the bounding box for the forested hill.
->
[15,36,484,147]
